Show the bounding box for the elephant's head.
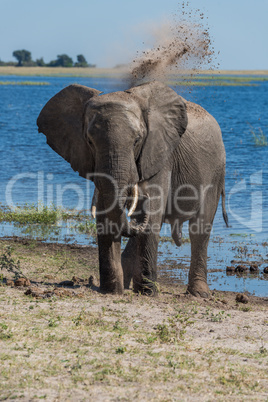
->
[37,81,188,238]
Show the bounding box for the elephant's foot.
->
[99,286,124,295]
[99,278,124,295]
[187,281,210,298]
[133,277,159,296]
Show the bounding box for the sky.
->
[0,0,267,70]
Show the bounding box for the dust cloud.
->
[127,3,216,86]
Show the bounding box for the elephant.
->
[37,81,228,298]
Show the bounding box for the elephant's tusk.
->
[91,188,98,219]
[127,184,139,217]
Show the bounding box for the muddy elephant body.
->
[37,81,227,297]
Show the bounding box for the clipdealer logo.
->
[4,170,264,233]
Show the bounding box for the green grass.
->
[229,233,255,238]
[0,204,73,224]
[0,245,24,280]
[0,204,97,240]
[189,75,268,82]
[75,220,97,236]
[169,75,268,87]
[248,126,267,146]
[172,81,256,87]
[0,66,123,78]
[0,81,50,86]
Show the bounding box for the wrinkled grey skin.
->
[37,81,228,298]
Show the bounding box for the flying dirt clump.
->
[128,4,216,86]
[130,41,190,85]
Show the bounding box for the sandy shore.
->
[0,66,268,77]
[0,238,267,401]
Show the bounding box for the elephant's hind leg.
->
[187,221,211,298]
[187,184,222,298]
[187,205,220,297]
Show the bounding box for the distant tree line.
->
[0,50,96,68]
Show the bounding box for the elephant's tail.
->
[221,187,229,227]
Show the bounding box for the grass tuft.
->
[248,125,267,146]
[0,245,24,280]
[0,204,97,240]
[0,204,60,225]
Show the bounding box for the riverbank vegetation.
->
[170,75,268,87]
[0,50,96,68]
[0,66,267,88]
[0,81,50,86]
[0,66,267,78]
[0,204,97,241]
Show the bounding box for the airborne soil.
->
[0,238,267,401]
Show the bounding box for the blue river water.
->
[0,75,267,295]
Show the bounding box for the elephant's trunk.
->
[91,183,139,219]
[121,191,150,237]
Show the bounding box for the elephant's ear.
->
[37,84,101,179]
[126,81,187,180]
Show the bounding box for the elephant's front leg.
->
[132,232,159,295]
[122,171,169,295]
[122,229,160,295]
[98,233,124,294]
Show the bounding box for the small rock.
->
[72,276,86,285]
[249,264,259,273]
[209,269,223,273]
[15,278,31,287]
[54,288,74,297]
[209,329,215,333]
[89,275,96,287]
[236,293,249,304]
[25,288,33,295]
[53,288,64,297]
[25,287,45,298]
[44,274,55,280]
[235,265,249,273]
[226,266,235,272]
[6,279,14,287]
[43,292,54,298]
[263,267,268,274]
[58,280,74,287]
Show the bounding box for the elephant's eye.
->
[86,132,94,146]
[134,136,141,147]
